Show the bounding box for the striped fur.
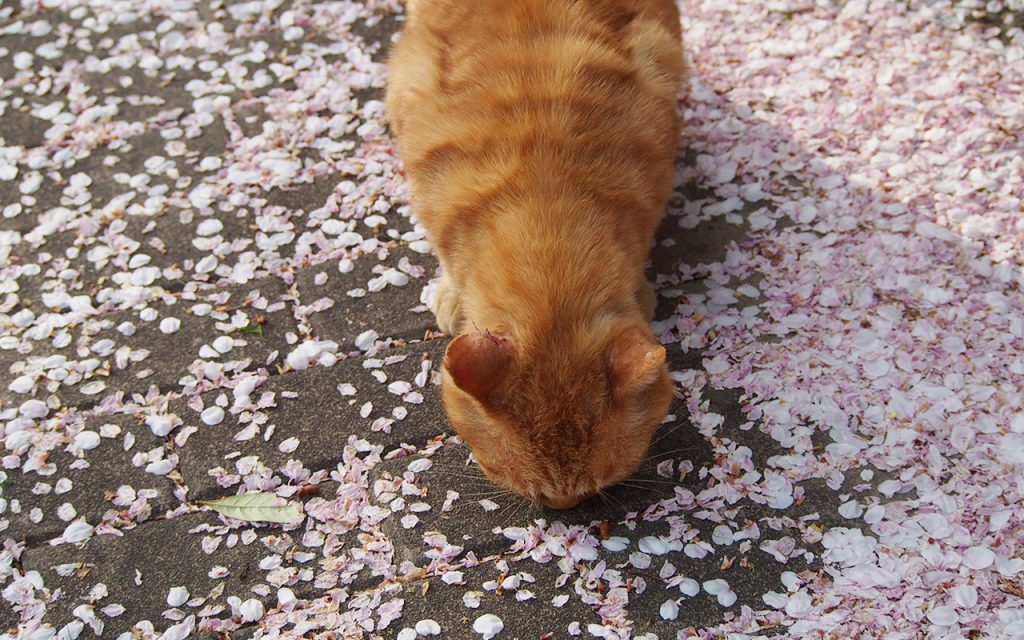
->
[387,0,684,509]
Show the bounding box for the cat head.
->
[440,322,672,510]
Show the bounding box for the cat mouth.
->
[474,459,597,510]
[537,490,596,510]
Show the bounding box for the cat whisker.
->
[500,495,534,529]
[420,462,485,472]
[421,469,488,480]
[433,488,518,512]
[459,490,515,499]
[422,460,479,468]
[622,477,680,486]
[419,460,487,471]
[421,481,499,495]
[419,470,491,482]
[616,479,680,493]
[428,497,504,522]
[597,488,625,511]
[419,475,490,485]
[648,423,685,448]
[617,482,660,493]
[641,446,699,462]
[595,490,622,513]
[423,481,497,492]
[525,502,542,526]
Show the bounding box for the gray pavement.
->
[3,1,1023,639]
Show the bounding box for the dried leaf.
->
[200,492,304,524]
[999,579,1024,598]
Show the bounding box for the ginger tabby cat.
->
[387,0,684,509]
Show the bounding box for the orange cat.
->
[386,0,684,509]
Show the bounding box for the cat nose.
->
[538,492,581,510]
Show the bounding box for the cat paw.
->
[432,276,462,335]
[636,278,657,320]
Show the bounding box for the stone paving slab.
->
[1,414,174,546]
[2,277,295,408]
[17,511,307,637]
[367,397,708,561]
[295,245,439,352]
[392,559,598,640]
[367,392,860,637]
[174,340,447,502]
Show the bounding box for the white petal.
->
[951,584,978,608]
[19,399,48,419]
[74,431,101,450]
[717,590,737,607]
[703,579,729,595]
[785,591,812,618]
[963,546,995,570]
[159,318,181,334]
[354,330,379,351]
[927,606,958,626]
[200,406,225,426]
[166,586,189,607]
[212,336,234,354]
[473,614,504,639]
[415,619,441,636]
[601,536,629,552]
[678,578,699,597]
[659,599,679,620]
[146,415,178,437]
[238,598,264,623]
[61,519,94,544]
[159,616,195,640]
[712,525,734,545]
[442,571,464,585]
[638,536,668,555]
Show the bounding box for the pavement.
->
[2,1,1024,639]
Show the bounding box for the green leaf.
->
[200,492,304,524]
[239,323,264,338]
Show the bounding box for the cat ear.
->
[608,328,666,394]
[444,331,513,403]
